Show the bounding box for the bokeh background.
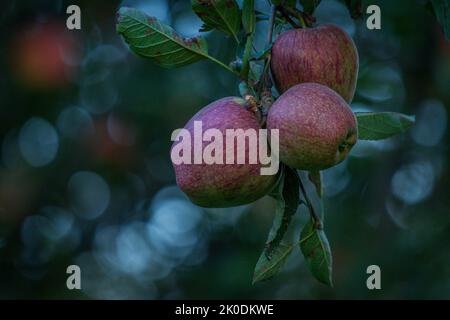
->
[0,0,449,299]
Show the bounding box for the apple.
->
[271,24,359,102]
[172,97,278,208]
[267,83,358,171]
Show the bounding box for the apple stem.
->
[278,6,301,28]
[297,13,307,28]
[282,6,310,28]
[244,94,262,123]
[298,173,323,230]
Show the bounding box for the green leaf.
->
[266,166,300,254]
[242,0,256,35]
[300,219,333,286]
[251,44,273,61]
[116,7,208,68]
[199,23,214,32]
[254,10,270,22]
[191,0,241,43]
[253,243,293,284]
[430,0,450,40]
[344,0,363,19]
[239,81,255,97]
[300,0,322,15]
[241,33,254,79]
[252,166,300,284]
[356,112,415,140]
[249,61,264,84]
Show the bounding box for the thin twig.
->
[282,5,310,28]
[257,4,276,118]
[298,174,322,229]
[278,6,301,28]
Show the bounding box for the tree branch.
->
[255,4,276,126]
[282,5,311,28]
[298,173,322,229]
[278,6,301,28]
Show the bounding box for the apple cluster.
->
[172,24,359,208]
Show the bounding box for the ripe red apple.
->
[271,24,359,102]
[171,97,278,208]
[267,83,357,171]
